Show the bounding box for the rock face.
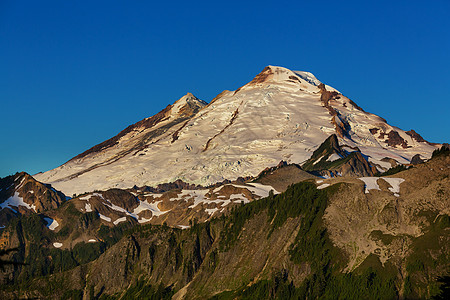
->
[34,66,438,196]
[0,172,66,227]
[410,154,424,165]
[302,134,377,177]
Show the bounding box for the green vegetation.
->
[220,181,329,250]
[1,206,134,286]
[369,230,395,245]
[1,177,448,299]
[72,241,106,265]
[405,214,450,299]
[60,289,83,300]
[98,279,175,300]
[211,264,398,300]
[376,164,409,177]
[98,222,133,246]
[432,146,450,158]
[215,181,401,299]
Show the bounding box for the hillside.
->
[0,151,448,299]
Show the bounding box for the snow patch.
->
[326,153,342,162]
[232,183,279,198]
[369,158,392,170]
[358,177,381,193]
[0,192,36,212]
[98,213,111,222]
[138,217,152,224]
[133,200,168,218]
[313,156,324,165]
[85,202,93,212]
[113,217,127,225]
[44,217,59,230]
[205,208,219,215]
[382,178,405,194]
[317,183,330,189]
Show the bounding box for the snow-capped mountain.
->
[34,66,438,195]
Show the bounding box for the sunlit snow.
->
[44,217,59,230]
[98,213,111,222]
[0,192,36,213]
[317,183,330,189]
[382,178,405,194]
[113,217,127,225]
[358,177,381,193]
[53,242,63,248]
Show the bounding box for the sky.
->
[1,0,449,178]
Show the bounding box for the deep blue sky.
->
[1,0,449,178]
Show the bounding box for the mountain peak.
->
[171,93,207,117]
[246,65,323,91]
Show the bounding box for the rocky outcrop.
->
[405,129,433,144]
[87,235,141,296]
[303,134,376,177]
[386,130,408,148]
[410,154,424,165]
[315,152,377,178]
[137,179,201,193]
[248,66,273,85]
[318,83,352,139]
[0,172,66,220]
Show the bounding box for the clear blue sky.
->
[1,0,449,178]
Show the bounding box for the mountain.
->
[0,66,447,299]
[34,66,438,196]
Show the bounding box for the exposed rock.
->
[381,157,398,168]
[410,154,424,165]
[255,164,316,192]
[101,189,139,211]
[405,129,430,144]
[248,66,273,85]
[138,179,201,193]
[318,84,352,139]
[385,130,408,148]
[369,128,379,135]
[0,172,66,217]
[303,135,377,177]
[203,104,241,152]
